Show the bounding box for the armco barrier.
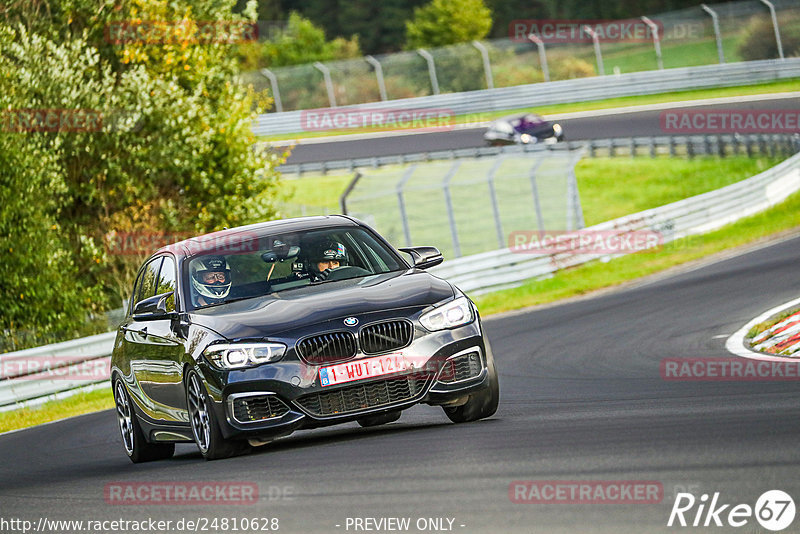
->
[0,331,116,410]
[279,134,800,176]
[429,150,800,294]
[253,59,800,136]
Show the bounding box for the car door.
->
[123,255,187,422]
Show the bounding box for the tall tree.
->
[404,0,492,49]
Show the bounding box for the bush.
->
[551,57,596,80]
[405,0,492,49]
[738,13,800,61]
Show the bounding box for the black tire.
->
[113,378,175,463]
[442,350,499,423]
[357,410,401,428]
[186,371,249,460]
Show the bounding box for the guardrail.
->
[430,148,800,294]
[254,58,800,136]
[2,134,798,410]
[280,134,800,176]
[0,332,115,411]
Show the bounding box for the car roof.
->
[155,215,359,258]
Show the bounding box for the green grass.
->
[0,387,113,434]
[260,78,800,141]
[575,156,780,226]
[599,36,742,74]
[279,156,782,227]
[474,190,800,315]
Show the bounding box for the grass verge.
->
[474,190,800,315]
[278,156,782,225]
[260,78,800,142]
[0,387,113,434]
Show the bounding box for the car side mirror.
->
[399,246,443,270]
[133,291,176,320]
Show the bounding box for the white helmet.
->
[190,256,231,302]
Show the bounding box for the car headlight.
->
[552,123,562,135]
[204,342,286,369]
[419,296,475,331]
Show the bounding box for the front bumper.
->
[199,320,491,440]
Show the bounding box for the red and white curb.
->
[726,297,800,361]
[752,310,800,356]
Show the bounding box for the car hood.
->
[188,270,455,340]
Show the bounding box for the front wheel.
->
[186,371,249,460]
[114,378,174,463]
[442,351,499,423]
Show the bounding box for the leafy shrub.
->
[738,13,800,61]
[551,57,596,80]
[0,0,283,348]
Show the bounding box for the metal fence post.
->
[528,159,546,232]
[701,4,725,64]
[527,33,550,82]
[567,151,585,230]
[472,41,494,90]
[486,158,506,248]
[442,161,463,257]
[759,0,785,60]
[583,26,605,76]
[641,16,664,70]
[396,165,417,247]
[365,55,388,101]
[260,68,283,113]
[339,171,363,214]
[313,61,337,108]
[417,49,440,95]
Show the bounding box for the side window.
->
[133,258,162,309]
[155,256,177,312]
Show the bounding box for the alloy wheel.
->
[114,381,134,455]
[187,374,211,452]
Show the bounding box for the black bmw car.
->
[484,113,564,146]
[111,215,499,461]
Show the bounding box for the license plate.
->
[319,354,409,387]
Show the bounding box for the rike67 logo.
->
[668,490,795,531]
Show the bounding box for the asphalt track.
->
[284,95,800,165]
[2,234,799,533]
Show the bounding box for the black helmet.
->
[312,240,347,263]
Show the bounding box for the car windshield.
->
[185,226,406,310]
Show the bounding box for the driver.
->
[190,255,232,306]
[307,240,348,281]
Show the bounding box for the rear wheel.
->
[186,371,249,460]
[114,378,175,463]
[357,410,401,427]
[442,351,499,423]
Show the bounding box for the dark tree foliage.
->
[246,0,734,54]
